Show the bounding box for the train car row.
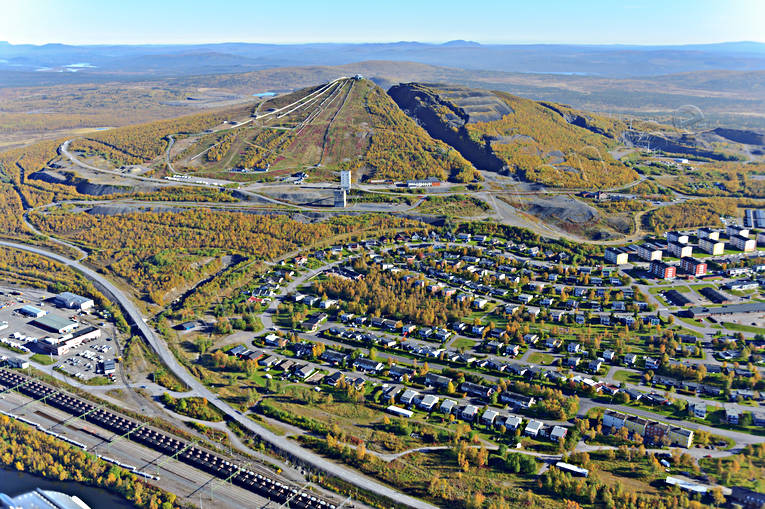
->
[0,369,336,509]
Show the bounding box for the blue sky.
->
[1,0,763,45]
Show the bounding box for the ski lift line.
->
[259,77,347,121]
[293,80,348,138]
[275,79,345,120]
[293,88,342,137]
[190,78,346,161]
[280,78,346,122]
[259,80,348,164]
[319,80,355,165]
[262,80,339,118]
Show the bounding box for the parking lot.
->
[0,284,118,382]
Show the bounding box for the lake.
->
[0,468,134,508]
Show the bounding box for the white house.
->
[691,403,707,419]
[418,394,440,412]
[400,389,420,406]
[440,399,457,414]
[524,420,543,437]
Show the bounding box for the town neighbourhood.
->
[3,7,765,507]
[3,220,764,508]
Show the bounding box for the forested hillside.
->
[28,208,423,304]
[390,83,639,189]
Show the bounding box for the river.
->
[0,468,134,508]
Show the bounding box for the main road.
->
[0,240,439,509]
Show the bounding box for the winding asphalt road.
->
[0,240,439,509]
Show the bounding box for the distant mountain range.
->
[2,40,765,85]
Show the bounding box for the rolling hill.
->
[389,83,639,188]
[87,77,478,183]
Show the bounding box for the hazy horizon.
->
[1,0,763,46]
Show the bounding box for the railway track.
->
[0,368,337,509]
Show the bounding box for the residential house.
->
[353,358,384,373]
[424,373,452,389]
[500,392,536,408]
[481,409,499,426]
[400,389,420,406]
[550,426,568,442]
[691,403,707,419]
[460,382,494,399]
[461,405,480,422]
[418,394,440,412]
[524,420,543,437]
[726,407,741,425]
[502,415,523,430]
[440,399,458,414]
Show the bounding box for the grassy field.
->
[526,352,554,365]
[676,315,704,328]
[612,370,641,384]
[450,337,477,349]
[648,285,690,294]
[722,322,764,333]
[29,353,56,365]
[700,450,765,492]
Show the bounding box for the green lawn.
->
[676,315,703,328]
[612,370,641,383]
[450,337,477,349]
[672,326,702,338]
[30,353,56,365]
[688,283,715,291]
[648,285,690,294]
[527,352,554,365]
[722,322,764,333]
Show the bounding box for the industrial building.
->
[5,357,29,369]
[52,292,94,311]
[40,326,101,356]
[18,305,45,318]
[333,189,347,208]
[339,170,352,190]
[30,314,79,335]
[406,178,441,188]
[686,302,765,318]
[0,488,92,509]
